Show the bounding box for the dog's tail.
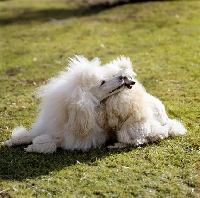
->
[168,119,187,136]
[3,126,33,147]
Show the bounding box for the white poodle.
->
[2,56,134,153]
[102,57,186,148]
[3,56,186,153]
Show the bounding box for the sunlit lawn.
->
[0,0,199,197]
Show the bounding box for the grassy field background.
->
[0,0,199,197]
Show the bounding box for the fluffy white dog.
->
[102,57,186,148]
[3,56,186,153]
[3,56,134,153]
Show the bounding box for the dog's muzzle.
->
[109,76,136,94]
[123,76,136,89]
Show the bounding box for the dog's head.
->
[92,75,135,101]
[97,56,137,97]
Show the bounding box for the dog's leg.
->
[2,126,33,147]
[115,121,150,147]
[24,134,57,153]
[147,120,169,141]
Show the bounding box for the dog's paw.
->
[107,142,127,149]
[24,145,33,152]
[2,140,13,147]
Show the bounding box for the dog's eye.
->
[100,80,105,86]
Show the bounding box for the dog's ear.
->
[63,55,102,136]
[67,87,98,136]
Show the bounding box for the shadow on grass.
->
[0,144,136,181]
[0,0,168,26]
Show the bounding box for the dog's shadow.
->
[0,144,135,181]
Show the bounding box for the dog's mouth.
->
[109,80,136,94]
[125,83,135,89]
[124,76,136,89]
[109,84,124,94]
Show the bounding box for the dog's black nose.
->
[131,81,136,85]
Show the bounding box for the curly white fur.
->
[3,56,186,152]
[3,56,127,153]
[103,57,186,148]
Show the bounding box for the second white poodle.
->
[102,57,186,148]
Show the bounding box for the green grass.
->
[0,0,199,197]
